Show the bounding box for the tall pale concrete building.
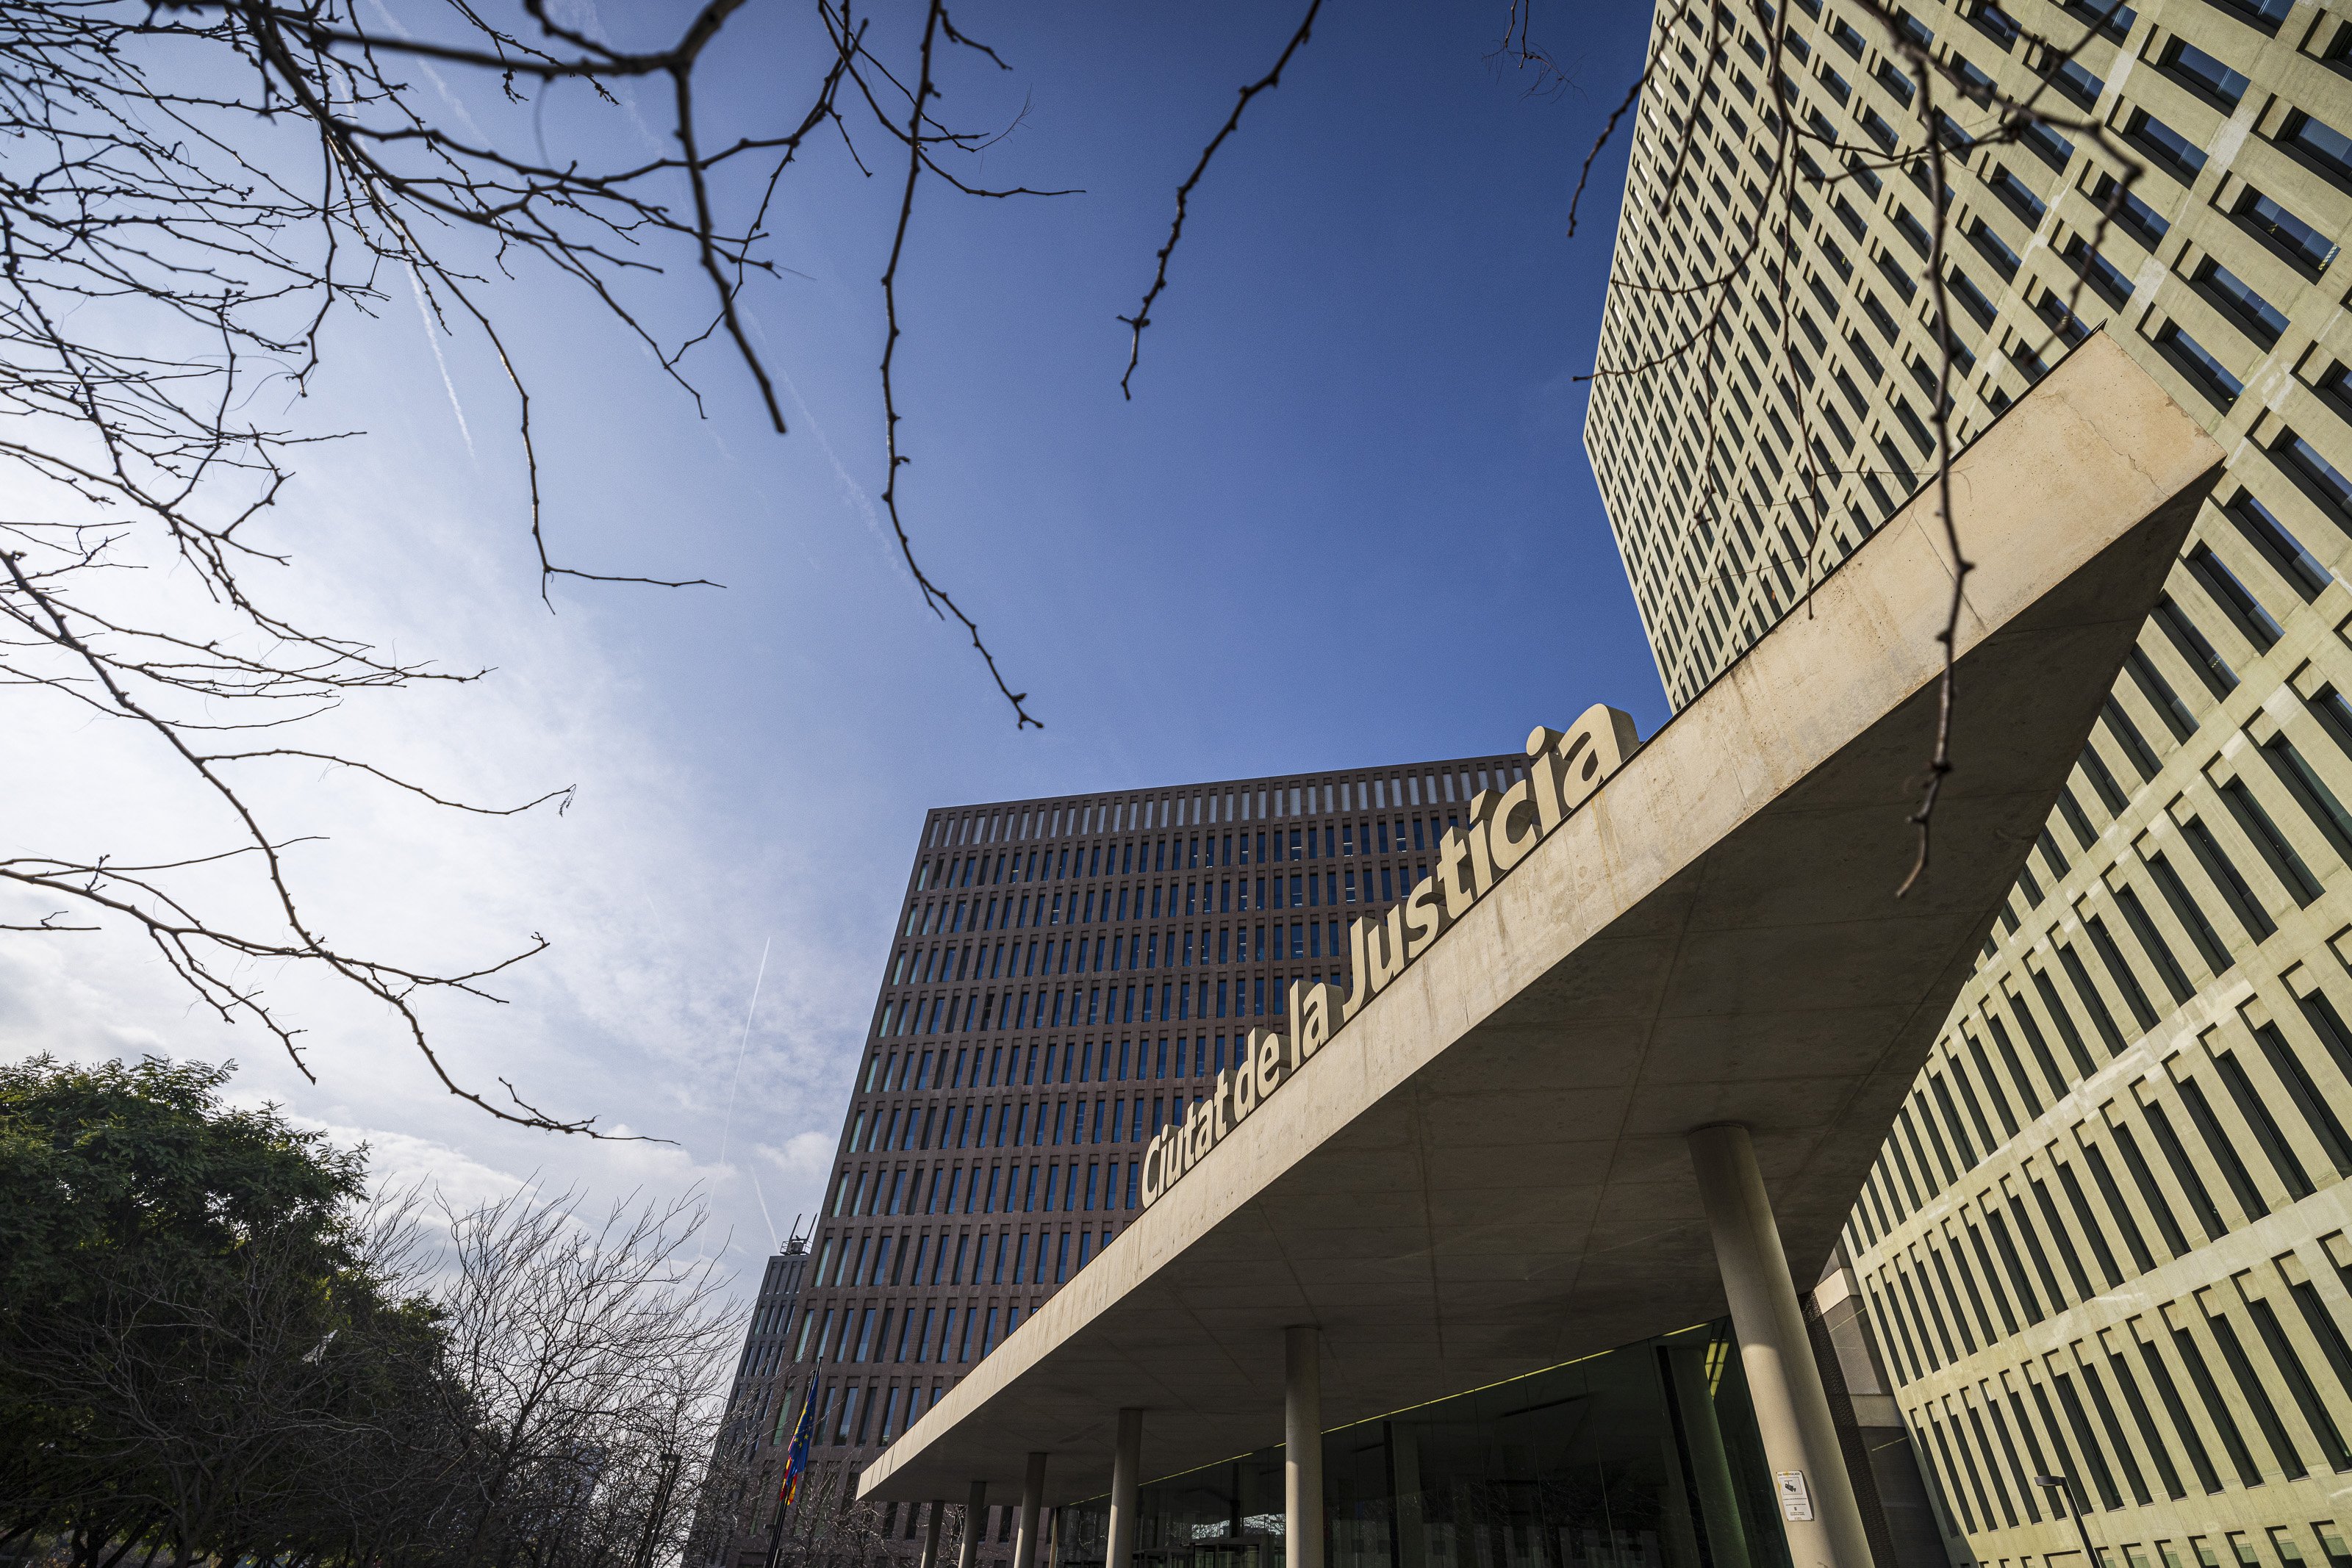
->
[1587,3,2352,1567]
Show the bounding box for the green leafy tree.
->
[0,1056,736,1568]
[0,1056,441,1567]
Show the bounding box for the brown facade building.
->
[747,749,1544,1564]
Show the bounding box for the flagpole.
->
[762,1381,818,1568]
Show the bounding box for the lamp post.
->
[2032,1475,2098,1568]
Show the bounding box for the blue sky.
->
[0,0,1655,1292]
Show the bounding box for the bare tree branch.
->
[1117,0,1323,400]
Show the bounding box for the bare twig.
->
[1118,0,1324,400]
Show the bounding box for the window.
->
[2185,546,2284,650]
[2283,111,2352,185]
[1971,219,2022,278]
[1987,165,2048,222]
[2209,0,2292,31]
[2126,109,2208,179]
[2065,237,2133,304]
[2156,324,2242,406]
[1973,1,2021,49]
[2063,0,2136,39]
[2278,430,2352,514]
[2236,188,2338,275]
[1948,267,1998,326]
[2197,262,2288,346]
[2093,172,2171,245]
[2159,38,2248,107]
[2051,55,2104,106]
[2021,118,2074,169]
[2226,492,2329,602]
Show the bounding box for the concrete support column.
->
[1106,1409,1144,1568]
[958,1482,986,1568]
[1012,1453,1047,1568]
[1687,1122,1874,1568]
[921,1501,945,1568]
[1285,1326,1324,1568]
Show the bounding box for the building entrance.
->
[1059,1323,1790,1568]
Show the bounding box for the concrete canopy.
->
[861,336,2223,1506]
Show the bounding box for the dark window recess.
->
[2226,492,2330,602]
[2125,647,2197,740]
[2021,118,2075,169]
[2322,357,2352,420]
[2245,1294,2352,1470]
[2037,824,2071,882]
[2176,1072,2268,1219]
[2065,236,2133,303]
[1860,288,1899,342]
[2079,741,2130,813]
[2217,777,2323,905]
[2141,1094,2229,1242]
[2264,735,2352,861]
[2278,429,2352,516]
[2197,260,2288,346]
[2248,1021,2352,1176]
[1947,267,1999,326]
[2159,38,2249,107]
[1971,218,2023,278]
[2283,110,2352,187]
[2207,1306,2309,1478]
[2050,1372,2124,1507]
[2151,597,2237,697]
[2109,1120,2187,1257]
[1973,3,2021,51]
[2083,1140,2157,1274]
[2050,55,2104,106]
[2091,172,2173,248]
[2087,909,2165,1026]
[1988,164,2050,222]
[2288,1278,2352,1409]
[2158,324,2244,406]
[2173,1318,2265,1486]
[2126,109,2209,178]
[2101,697,2164,780]
[2215,1049,2314,1199]
[2237,188,2339,276]
[2059,938,2132,1054]
[2064,0,2136,40]
[2136,1334,2226,1494]
[2142,852,2231,975]
[1875,249,1919,303]
[2305,686,2352,765]
[2186,544,2283,648]
[2211,0,2292,25]
[2179,815,2275,942]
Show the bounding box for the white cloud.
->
[0,387,867,1307]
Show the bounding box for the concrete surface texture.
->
[858,335,2222,1508]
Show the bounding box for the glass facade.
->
[1056,1323,1790,1568]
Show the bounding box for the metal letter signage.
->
[1138,704,1639,1210]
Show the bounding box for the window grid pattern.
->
[1590,0,2352,1560]
[759,752,1530,1539]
